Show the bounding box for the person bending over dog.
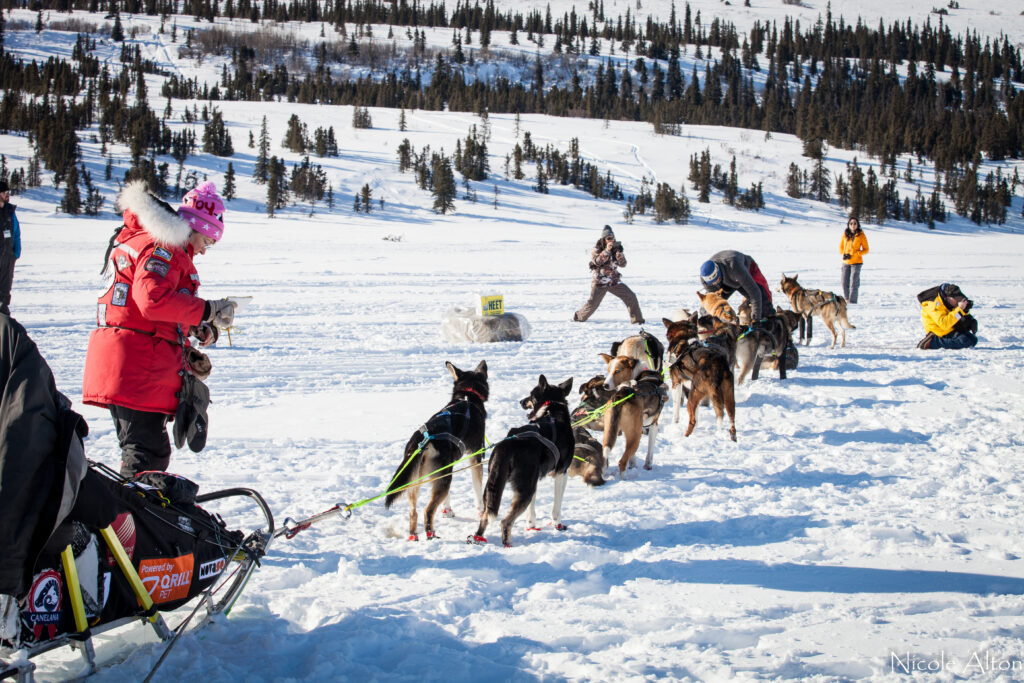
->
[82,181,236,477]
[916,283,978,350]
[699,250,775,334]
[573,225,645,325]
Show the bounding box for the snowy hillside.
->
[4,0,1024,680]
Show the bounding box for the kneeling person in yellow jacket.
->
[917,283,978,350]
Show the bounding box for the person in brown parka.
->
[573,225,644,325]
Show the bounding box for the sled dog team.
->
[386,270,857,547]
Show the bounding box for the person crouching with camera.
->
[916,283,978,350]
[573,225,644,325]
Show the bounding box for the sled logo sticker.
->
[139,555,194,604]
[112,282,129,306]
[26,569,62,640]
[198,557,227,581]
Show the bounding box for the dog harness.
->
[419,397,485,456]
[508,400,572,473]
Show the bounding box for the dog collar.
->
[460,386,487,402]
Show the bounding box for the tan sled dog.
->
[697,290,739,324]
[778,274,856,348]
[598,355,668,478]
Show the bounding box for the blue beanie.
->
[700,260,722,287]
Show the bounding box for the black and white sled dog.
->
[470,375,575,547]
[385,361,488,541]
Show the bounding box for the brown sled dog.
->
[662,316,700,422]
[599,355,668,477]
[385,361,488,541]
[572,375,614,436]
[778,274,856,348]
[668,337,737,441]
[570,426,607,486]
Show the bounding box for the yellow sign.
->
[480,295,504,316]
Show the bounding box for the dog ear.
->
[473,360,488,377]
[445,361,461,380]
[537,374,548,389]
[557,377,574,395]
[697,290,706,301]
[662,317,674,329]
[599,353,614,364]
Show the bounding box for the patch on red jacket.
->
[153,246,173,261]
[112,282,129,306]
[144,257,170,277]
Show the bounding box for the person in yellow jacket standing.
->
[839,216,868,303]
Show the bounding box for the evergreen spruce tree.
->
[810,156,831,203]
[786,163,803,198]
[202,109,234,156]
[61,164,82,215]
[222,162,236,200]
[361,183,372,212]
[111,12,125,41]
[254,116,270,183]
[282,114,307,153]
[431,154,456,214]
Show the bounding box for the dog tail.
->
[384,432,424,508]
[482,442,513,520]
[837,297,856,329]
[606,389,629,439]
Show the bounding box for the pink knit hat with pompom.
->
[178,181,225,241]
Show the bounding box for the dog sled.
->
[0,465,274,683]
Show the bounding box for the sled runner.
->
[0,467,274,683]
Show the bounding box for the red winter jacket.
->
[82,183,206,414]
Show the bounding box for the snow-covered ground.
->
[11,143,1024,680]
[4,0,1024,679]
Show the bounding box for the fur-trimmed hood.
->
[116,181,191,248]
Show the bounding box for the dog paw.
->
[441,508,455,519]
[643,464,653,471]
[526,526,542,532]
[407,534,419,541]
[552,522,567,531]
[503,543,514,548]
[467,535,487,545]
[426,531,438,540]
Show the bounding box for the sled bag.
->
[10,478,243,647]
